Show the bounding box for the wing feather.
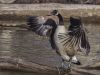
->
[27,16,56,36]
[58,17,90,55]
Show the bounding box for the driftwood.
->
[0,57,100,75]
[0,57,69,75]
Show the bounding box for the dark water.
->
[0,24,100,75]
[0,27,61,75]
[0,27,61,66]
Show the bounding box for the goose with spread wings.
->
[27,10,90,70]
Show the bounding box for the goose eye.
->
[51,10,58,15]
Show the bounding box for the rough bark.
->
[0,57,100,75]
[0,57,68,75]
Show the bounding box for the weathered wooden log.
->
[1,57,100,75]
[0,57,68,75]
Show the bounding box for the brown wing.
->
[27,16,58,36]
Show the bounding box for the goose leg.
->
[56,60,70,75]
[61,60,71,71]
[68,58,72,69]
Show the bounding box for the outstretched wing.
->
[27,16,57,36]
[68,25,90,55]
[58,19,90,55]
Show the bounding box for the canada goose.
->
[27,10,90,70]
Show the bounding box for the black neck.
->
[57,14,64,25]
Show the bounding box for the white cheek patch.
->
[56,12,59,16]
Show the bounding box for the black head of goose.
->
[51,10,64,25]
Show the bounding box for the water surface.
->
[0,24,100,75]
